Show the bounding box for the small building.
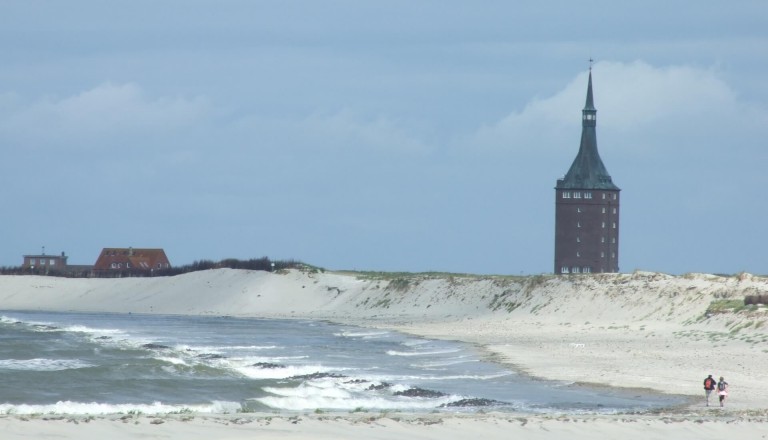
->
[22,251,68,272]
[92,247,171,277]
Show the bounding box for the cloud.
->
[0,83,211,149]
[299,110,432,154]
[471,60,768,158]
[226,109,432,157]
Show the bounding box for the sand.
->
[2,268,768,438]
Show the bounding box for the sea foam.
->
[0,358,94,371]
[0,400,241,415]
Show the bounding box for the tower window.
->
[574,192,581,199]
[561,266,570,274]
[584,192,592,199]
[562,192,571,199]
[602,207,606,214]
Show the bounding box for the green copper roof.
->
[556,71,619,191]
[584,69,596,111]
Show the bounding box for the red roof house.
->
[92,247,171,277]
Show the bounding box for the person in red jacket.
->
[703,374,717,406]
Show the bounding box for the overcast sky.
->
[1,1,766,275]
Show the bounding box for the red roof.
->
[93,248,171,272]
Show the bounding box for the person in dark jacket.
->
[703,374,717,406]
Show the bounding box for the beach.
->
[2,268,768,438]
[2,412,768,440]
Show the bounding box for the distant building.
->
[92,247,171,277]
[554,68,621,274]
[22,251,68,272]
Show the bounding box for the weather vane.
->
[589,57,594,71]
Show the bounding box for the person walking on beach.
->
[703,374,717,406]
[717,376,729,407]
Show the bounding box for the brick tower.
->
[554,68,620,274]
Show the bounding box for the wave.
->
[401,339,430,347]
[156,356,190,366]
[255,394,458,411]
[0,315,21,325]
[62,324,126,337]
[413,357,480,368]
[386,348,462,357]
[188,345,280,352]
[0,315,60,332]
[233,363,339,380]
[0,358,94,371]
[1,314,128,341]
[335,330,391,339]
[257,378,461,411]
[425,372,513,381]
[0,400,242,415]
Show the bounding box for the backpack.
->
[718,381,726,391]
[704,378,715,389]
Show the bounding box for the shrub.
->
[745,295,768,306]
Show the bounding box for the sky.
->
[1,1,766,275]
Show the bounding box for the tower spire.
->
[584,69,595,112]
[556,68,617,190]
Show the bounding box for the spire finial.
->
[589,58,594,72]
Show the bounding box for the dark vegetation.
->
[706,296,768,315]
[155,257,310,276]
[0,257,315,278]
[744,294,768,306]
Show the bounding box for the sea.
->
[0,310,684,415]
